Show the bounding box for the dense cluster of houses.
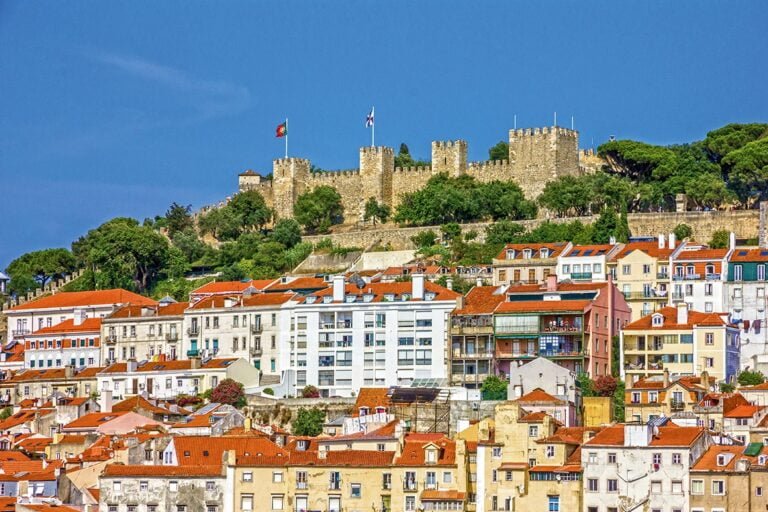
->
[1,232,768,510]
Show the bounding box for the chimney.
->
[663,368,670,388]
[412,273,425,300]
[126,359,138,373]
[332,275,345,302]
[658,234,665,249]
[64,365,74,379]
[100,390,113,413]
[190,357,202,370]
[455,295,465,311]
[244,416,252,432]
[73,308,87,326]
[624,423,652,447]
[609,236,617,245]
[476,277,483,288]
[669,232,676,249]
[729,232,736,250]
[701,370,710,390]
[224,298,235,308]
[546,274,557,292]
[676,302,688,325]
[446,278,453,290]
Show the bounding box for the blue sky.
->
[1,1,766,269]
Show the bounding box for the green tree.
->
[0,407,12,420]
[410,230,437,249]
[485,221,526,245]
[720,382,736,393]
[301,385,320,398]
[480,375,508,400]
[394,143,430,168]
[577,373,595,397]
[164,202,194,237]
[488,141,509,161]
[294,186,344,234]
[210,378,247,408]
[292,407,325,436]
[197,207,242,241]
[704,123,768,162]
[363,197,391,226]
[613,380,626,422]
[441,223,462,242]
[708,229,731,249]
[73,218,170,293]
[537,175,594,216]
[722,138,768,207]
[737,370,766,386]
[6,248,77,294]
[271,219,302,248]
[171,228,207,263]
[673,223,693,241]
[591,209,620,244]
[228,190,272,231]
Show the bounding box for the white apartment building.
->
[4,289,154,346]
[181,292,297,377]
[96,357,261,401]
[724,247,768,368]
[22,310,101,369]
[101,301,186,364]
[669,244,730,315]
[582,421,709,512]
[289,274,460,397]
[556,243,622,283]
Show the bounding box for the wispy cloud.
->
[89,51,253,121]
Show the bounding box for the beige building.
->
[624,372,712,423]
[492,243,571,286]
[621,303,740,384]
[101,301,187,364]
[690,444,768,512]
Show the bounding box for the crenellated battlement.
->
[468,159,509,169]
[360,146,394,155]
[432,140,467,148]
[274,157,311,165]
[310,169,361,179]
[393,165,433,174]
[510,126,578,138]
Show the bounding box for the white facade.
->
[557,247,616,283]
[582,423,708,512]
[725,280,768,367]
[101,306,184,364]
[289,275,458,397]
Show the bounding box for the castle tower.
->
[431,140,468,177]
[238,170,262,192]
[508,127,579,199]
[359,146,395,207]
[272,158,311,219]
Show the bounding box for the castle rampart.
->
[238,125,599,224]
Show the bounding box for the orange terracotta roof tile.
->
[562,244,616,258]
[674,248,729,261]
[586,425,704,447]
[495,243,569,260]
[173,436,286,466]
[730,248,768,262]
[692,445,760,471]
[724,404,762,418]
[21,506,80,512]
[62,411,130,429]
[284,449,394,467]
[192,279,276,295]
[17,437,52,452]
[9,289,155,311]
[453,286,507,315]
[0,451,31,461]
[495,299,591,314]
[515,388,564,404]
[614,241,675,260]
[420,490,465,501]
[102,464,222,477]
[100,358,237,374]
[190,292,296,310]
[28,317,102,336]
[624,306,729,330]
[394,435,456,466]
[353,388,391,417]
[108,302,189,319]
[266,277,329,292]
[306,280,460,303]
[0,498,14,512]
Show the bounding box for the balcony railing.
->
[250,347,262,357]
[671,400,685,411]
[673,274,701,281]
[403,481,418,491]
[623,291,667,300]
[166,333,179,342]
[706,273,721,281]
[105,334,118,344]
[671,293,685,301]
[570,272,593,281]
[187,326,199,336]
[657,272,669,280]
[250,324,263,334]
[186,349,199,357]
[329,481,341,490]
[296,482,307,490]
[452,351,495,359]
[11,329,30,338]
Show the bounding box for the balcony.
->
[329,481,341,491]
[569,272,593,281]
[706,273,721,281]
[105,334,118,344]
[623,291,667,300]
[250,347,262,357]
[187,326,199,336]
[11,329,30,338]
[452,351,495,359]
[186,349,199,357]
[671,400,685,411]
[296,482,307,490]
[657,272,670,280]
[165,333,179,342]
[541,349,583,359]
[671,292,685,302]
[250,324,263,334]
[403,481,418,491]
[673,273,701,281]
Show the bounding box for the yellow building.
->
[624,371,712,423]
[492,243,571,286]
[609,239,676,320]
[620,303,740,384]
[690,444,768,512]
[582,396,612,427]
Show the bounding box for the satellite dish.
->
[350,274,366,289]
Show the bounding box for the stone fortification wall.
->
[508,127,580,199]
[390,165,437,208]
[303,210,760,251]
[466,159,511,183]
[308,170,365,221]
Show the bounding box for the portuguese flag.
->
[275,121,287,138]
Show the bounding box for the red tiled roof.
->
[306,280,460,303]
[9,289,155,311]
[562,244,617,257]
[674,248,729,261]
[102,464,222,477]
[189,292,296,310]
[692,444,764,471]
[586,425,704,447]
[266,277,329,292]
[172,436,286,466]
[284,449,395,467]
[17,437,52,452]
[6,366,104,382]
[495,243,569,260]
[20,506,80,512]
[0,498,15,512]
[0,450,31,461]
[730,248,768,262]
[724,404,762,418]
[107,302,189,319]
[100,358,237,374]
[453,286,507,315]
[394,435,456,466]
[624,306,729,330]
[62,411,130,429]
[495,299,591,314]
[29,317,101,335]
[113,396,188,416]
[614,241,675,260]
[420,490,465,501]
[515,388,564,404]
[192,279,276,295]
[353,388,391,417]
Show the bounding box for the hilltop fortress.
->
[238,126,604,224]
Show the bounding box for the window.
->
[705,283,713,295]
[242,472,253,482]
[139,481,148,491]
[127,506,137,512]
[177,507,186,512]
[546,445,555,458]
[587,478,598,491]
[405,496,416,511]
[705,332,714,345]
[382,473,391,490]
[691,479,704,495]
[206,481,215,492]
[350,483,361,498]
[492,446,502,458]
[443,471,452,484]
[705,357,714,368]
[272,471,283,483]
[608,452,616,464]
[672,452,681,464]
[608,479,618,492]
[757,486,763,497]
[547,495,559,512]
[705,302,713,312]
[241,494,254,511]
[622,264,631,275]
[528,425,538,437]
[649,391,658,403]
[672,480,683,494]
[169,481,178,492]
[735,265,743,281]
[712,480,725,495]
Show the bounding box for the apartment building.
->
[610,237,677,321]
[582,420,709,512]
[624,371,713,423]
[96,358,260,401]
[492,243,571,286]
[4,289,154,346]
[0,366,102,405]
[22,313,101,369]
[493,278,630,378]
[101,301,186,364]
[188,278,277,303]
[449,285,505,388]
[556,243,623,283]
[621,304,740,384]
[669,245,730,315]
[726,248,768,368]
[181,292,297,378]
[288,274,459,397]
[689,444,768,512]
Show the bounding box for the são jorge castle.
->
[238,126,604,224]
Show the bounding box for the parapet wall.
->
[303,210,760,251]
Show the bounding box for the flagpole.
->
[285,118,288,158]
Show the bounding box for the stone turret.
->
[359,146,395,207]
[508,127,580,199]
[431,140,467,177]
[272,158,311,219]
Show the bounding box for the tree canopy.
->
[488,141,509,161]
[394,143,430,168]
[480,375,508,400]
[6,248,77,295]
[294,186,344,234]
[210,378,246,408]
[363,198,391,226]
[292,407,325,436]
[164,202,194,237]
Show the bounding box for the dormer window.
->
[523,249,533,259]
[363,294,374,303]
[401,293,411,301]
[297,440,309,451]
[540,248,549,258]
[425,447,438,464]
[322,296,333,304]
[717,454,727,466]
[359,407,369,416]
[345,295,356,303]
[652,314,664,327]
[384,294,395,302]
[506,249,516,259]
[306,296,317,304]
[706,264,715,275]
[759,455,767,465]
[686,265,695,276]
[424,292,436,301]
[375,406,386,414]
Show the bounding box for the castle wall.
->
[308,170,366,222]
[508,127,580,199]
[431,140,467,176]
[272,158,311,219]
[465,159,512,183]
[390,166,438,209]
